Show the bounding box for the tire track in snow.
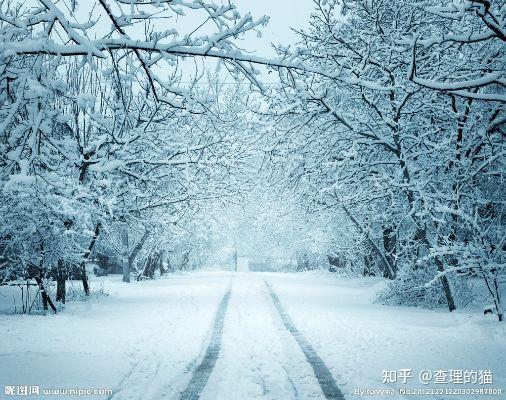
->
[265,280,346,400]
[179,281,233,400]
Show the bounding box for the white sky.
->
[68,0,315,85]
[70,0,313,54]
[232,0,313,56]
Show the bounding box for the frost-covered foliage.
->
[0,0,504,321]
[0,0,277,306]
[264,0,505,319]
[375,269,474,309]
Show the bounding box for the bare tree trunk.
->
[445,94,473,272]
[391,135,456,312]
[78,158,100,295]
[142,252,160,279]
[327,254,341,272]
[382,226,397,279]
[159,251,166,275]
[484,271,504,322]
[56,260,66,303]
[340,204,396,279]
[127,230,149,280]
[35,243,56,313]
[363,242,374,276]
[81,222,101,295]
[181,250,190,270]
[494,276,503,322]
[122,230,130,283]
[493,275,504,322]
[34,276,57,314]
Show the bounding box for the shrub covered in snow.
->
[375,268,473,309]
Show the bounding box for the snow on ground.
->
[202,273,322,400]
[0,272,231,400]
[1,271,504,400]
[267,271,506,400]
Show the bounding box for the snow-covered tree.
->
[264,0,504,318]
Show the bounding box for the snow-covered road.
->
[200,274,336,400]
[1,271,504,400]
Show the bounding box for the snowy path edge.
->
[264,280,346,400]
[179,279,233,400]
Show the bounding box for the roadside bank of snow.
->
[0,272,232,400]
[267,272,506,400]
